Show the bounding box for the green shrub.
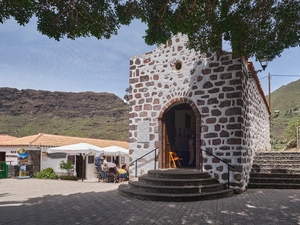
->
[59,175,78,181]
[59,160,74,176]
[34,167,58,179]
[59,160,74,170]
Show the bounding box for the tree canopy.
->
[284,117,300,148]
[0,0,299,61]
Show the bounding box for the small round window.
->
[174,61,182,71]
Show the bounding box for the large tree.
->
[0,0,299,61]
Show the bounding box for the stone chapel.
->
[128,34,270,193]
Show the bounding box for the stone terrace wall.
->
[128,34,270,192]
[238,71,271,190]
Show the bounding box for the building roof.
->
[0,133,129,149]
[0,134,17,142]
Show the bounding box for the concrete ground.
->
[0,178,300,225]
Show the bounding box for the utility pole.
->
[268,72,271,110]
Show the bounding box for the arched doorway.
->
[160,102,201,169]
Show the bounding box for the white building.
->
[0,133,129,180]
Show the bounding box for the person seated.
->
[117,164,128,183]
[121,164,129,181]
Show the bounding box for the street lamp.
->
[259,58,269,71]
[248,58,269,77]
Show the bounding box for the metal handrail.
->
[130,148,158,177]
[201,149,235,188]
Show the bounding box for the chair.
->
[169,151,182,168]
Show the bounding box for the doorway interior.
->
[163,103,197,168]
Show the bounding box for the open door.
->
[162,103,197,168]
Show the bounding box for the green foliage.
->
[59,175,78,181]
[128,0,300,61]
[1,0,299,61]
[34,167,58,179]
[0,114,128,141]
[270,79,300,149]
[284,117,300,145]
[59,160,74,171]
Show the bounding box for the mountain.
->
[269,79,300,149]
[0,88,129,141]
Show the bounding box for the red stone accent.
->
[140,75,149,82]
[129,112,138,118]
[227,138,242,144]
[209,62,220,67]
[225,107,242,116]
[146,81,154,87]
[226,92,242,98]
[220,131,229,137]
[135,93,141,99]
[144,104,152,110]
[212,158,220,163]
[197,76,203,82]
[153,75,159,80]
[228,64,242,71]
[207,98,219,104]
[135,58,141,64]
[135,83,143,88]
[227,124,242,130]
[153,98,160,104]
[213,67,225,72]
[208,88,220,93]
[202,69,211,75]
[221,73,232,79]
[134,105,142,111]
[138,99,145,104]
[144,58,150,63]
[206,118,217,124]
[212,139,221,145]
[130,78,138,84]
[203,81,213,89]
[222,60,233,65]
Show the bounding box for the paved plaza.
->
[0,178,300,225]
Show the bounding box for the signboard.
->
[137,121,150,143]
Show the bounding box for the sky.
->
[0,18,299,100]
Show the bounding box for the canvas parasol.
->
[47,142,104,181]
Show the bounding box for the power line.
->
[270,74,300,77]
[259,74,300,80]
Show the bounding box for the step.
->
[249,177,300,184]
[118,184,234,202]
[118,169,234,202]
[128,180,226,194]
[253,159,300,163]
[138,174,219,186]
[147,169,211,179]
[255,151,300,156]
[248,183,300,189]
[250,173,300,178]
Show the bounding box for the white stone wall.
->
[128,34,270,192]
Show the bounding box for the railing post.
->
[131,148,158,178]
[228,165,230,188]
[154,148,157,170]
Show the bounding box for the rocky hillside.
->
[0,88,129,141]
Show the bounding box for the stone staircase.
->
[248,151,300,189]
[118,169,234,202]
